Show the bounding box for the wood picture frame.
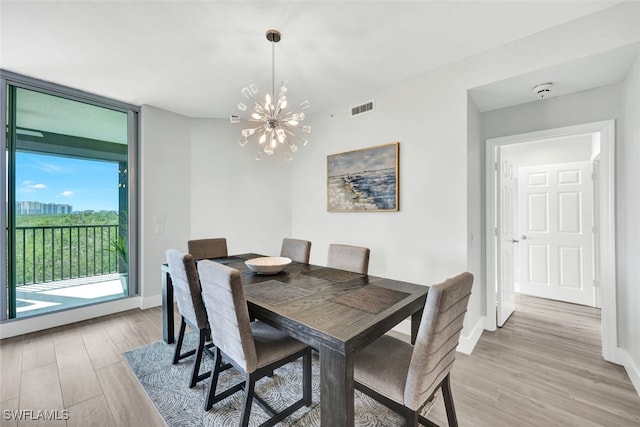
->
[327,142,399,212]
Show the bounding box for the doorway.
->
[485,120,617,362]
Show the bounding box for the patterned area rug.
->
[123,332,436,426]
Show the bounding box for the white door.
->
[517,161,595,306]
[496,148,516,327]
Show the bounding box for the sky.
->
[327,143,398,177]
[15,152,119,212]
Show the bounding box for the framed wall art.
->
[327,142,399,212]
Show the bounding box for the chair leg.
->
[204,348,243,411]
[441,374,458,427]
[204,348,222,411]
[204,347,310,426]
[189,329,207,388]
[172,317,187,364]
[239,375,256,427]
[405,410,418,427]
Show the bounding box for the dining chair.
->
[327,243,370,274]
[165,249,215,388]
[197,259,312,426]
[280,238,311,263]
[353,272,474,427]
[187,237,228,260]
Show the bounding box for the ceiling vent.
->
[532,83,553,99]
[351,100,374,117]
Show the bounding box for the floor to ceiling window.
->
[1,71,138,320]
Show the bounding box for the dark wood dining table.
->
[161,253,428,427]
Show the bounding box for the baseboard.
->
[457,315,485,354]
[0,296,142,339]
[617,348,640,397]
[140,293,162,310]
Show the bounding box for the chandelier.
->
[230,29,310,161]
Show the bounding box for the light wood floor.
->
[1,295,639,426]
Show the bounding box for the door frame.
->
[485,120,617,362]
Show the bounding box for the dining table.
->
[161,253,429,427]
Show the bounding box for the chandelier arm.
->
[253,102,267,116]
[234,117,265,124]
[279,111,295,119]
[281,123,305,131]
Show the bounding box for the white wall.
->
[139,105,192,307]
[620,49,640,390]
[466,94,486,348]
[483,84,623,140]
[292,68,469,283]
[189,118,292,257]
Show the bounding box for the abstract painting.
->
[327,142,399,212]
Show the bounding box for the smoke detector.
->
[532,83,553,99]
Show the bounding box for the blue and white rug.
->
[123,332,434,426]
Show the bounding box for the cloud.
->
[60,190,73,197]
[35,161,69,174]
[21,181,47,190]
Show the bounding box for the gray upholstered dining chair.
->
[165,249,215,388]
[280,238,311,263]
[197,259,312,426]
[353,272,474,427]
[327,243,370,274]
[187,237,228,260]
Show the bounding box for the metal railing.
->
[15,225,122,286]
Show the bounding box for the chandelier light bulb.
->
[230,29,310,161]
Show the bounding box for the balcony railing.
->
[15,225,123,287]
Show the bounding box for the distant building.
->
[16,201,72,215]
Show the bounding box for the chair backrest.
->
[197,260,258,373]
[327,244,370,274]
[280,238,312,263]
[188,238,228,260]
[165,249,208,330]
[404,272,474,410]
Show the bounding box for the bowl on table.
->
[245,256,292,275]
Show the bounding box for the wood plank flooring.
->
[1,294,638,426]
[426,295,640,426]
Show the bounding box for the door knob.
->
[521,235,527,240]
[512,239,519,243]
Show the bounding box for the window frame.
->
[0,70,140,321]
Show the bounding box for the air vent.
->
[350,100,374,117]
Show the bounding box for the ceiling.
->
[469,42,640,112]
[0,1,630,118]
[502,133,594,168]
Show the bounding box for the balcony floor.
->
[15,273,126,318]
